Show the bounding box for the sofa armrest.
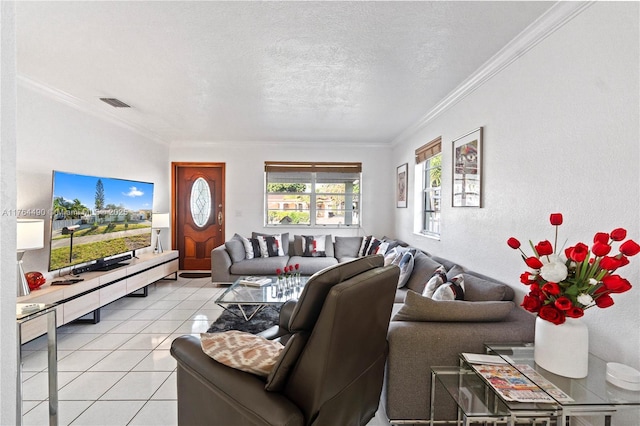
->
[171,335,304,425]
[211,245,234,283]
[382,307,535,422]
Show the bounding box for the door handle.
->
[218,211,223,226]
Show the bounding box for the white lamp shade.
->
[152,213,170,229]
[17,219,44,251]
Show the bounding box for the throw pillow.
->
[252,232,290,256]
[302,235,327,257]
[462,274,508,301]
[358,236,373,257]
[393,291,515,322]
[257,234,285,258]
[396,251,415,289]
[405,253,444,294]
[225,238,246,263]
[236,234,261,260]
[421,266,447,298]
[432,274,465,301]
[200,330,284,377]
[334,236,363,259]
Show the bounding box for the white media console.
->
[17,250,179,344]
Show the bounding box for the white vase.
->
[534,316,589,378]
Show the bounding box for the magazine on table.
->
[238,276,272,287]
[470,363,574,403]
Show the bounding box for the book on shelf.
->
[239,276,272,287]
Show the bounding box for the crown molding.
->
[391,1,594,147]
[18,75,170,146]
[171,139,392,150]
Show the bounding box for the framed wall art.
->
[396,163,408,208]
[452,127,482,207]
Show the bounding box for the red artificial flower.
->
[554,296,573,311]
[549,213,563,226]
[620,240,640,257]
[566,306,585,318]
[595,293,614,308]
[538,305,565,325]
[525,257,544,269]
[542,282,561,296]
[565,243,589,262]
[520,272,536,285]
[507,237,521,249]
[618,255,630,268]
[592,241,612,257]
[521,294,542,313]
[593,232,610,244]
[602,275,632,293]
[295,263,300,270]
[535,240,554,256]
[600,255,626,270]
[610,228,627,241]
[276,268,282,276]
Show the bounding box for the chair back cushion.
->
[283,263,399,423]
[288,255,384,332]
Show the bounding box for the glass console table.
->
[17,303,58,426]
[430,343,640,425]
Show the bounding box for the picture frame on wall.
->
[396,163,408,208]
[452,127,482,207]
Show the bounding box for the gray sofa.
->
[211,233,536,423]
[211,233,366,283]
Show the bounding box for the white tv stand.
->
[17,250,179,343]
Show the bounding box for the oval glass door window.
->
[190,177,211,227]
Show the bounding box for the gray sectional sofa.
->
[210,233,536,423]
[211,233,366,283]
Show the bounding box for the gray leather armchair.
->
[171,256,399,426]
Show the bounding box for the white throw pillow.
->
[396,251,415,289]
[432,274,465,301]
[422,266,447,298]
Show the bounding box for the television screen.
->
[48,170,154,272]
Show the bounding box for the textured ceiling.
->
[16,1,554,145]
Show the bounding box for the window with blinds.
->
[415,137,442,237]
[264,162,361,227]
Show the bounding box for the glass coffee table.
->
[430,343,640,425]
[215,276,308,321]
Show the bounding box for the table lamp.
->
[152,213,170,254]
[17,219,45,297]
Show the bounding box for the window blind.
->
[415,137,442,164]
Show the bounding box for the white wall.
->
[393,2,639,371]
[16,86,172,279]
[1,2,18,424]
[170,142,394,239]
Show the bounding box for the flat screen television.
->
[48,170,155,272]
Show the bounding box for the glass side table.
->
[430,365,558,425]
[17,303,58,426]
[485,343,640,426]
[431,343,640,425]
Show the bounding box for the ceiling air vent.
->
[99,98,131,108]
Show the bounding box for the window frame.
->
[414,137,442,239]
[264,162,362,228]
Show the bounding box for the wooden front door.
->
[172,163,225,270]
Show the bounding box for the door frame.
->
[170,162,226,255]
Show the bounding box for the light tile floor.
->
[21,275,390,426]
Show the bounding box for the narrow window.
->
[415,137,442,238]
